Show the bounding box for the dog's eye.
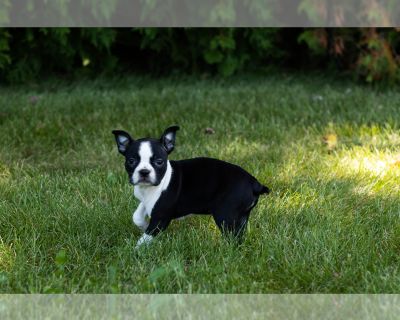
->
[127,158,137,166]
[154,159,164,166]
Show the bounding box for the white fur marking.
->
[132,202,149,231]
[132,142,156,185]
[118,136,128,151]
[135,234,153,248]
[165,132,173,142]
[133,160,173,217]
[118,136,128,143]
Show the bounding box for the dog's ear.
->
[112,130,134,155]
[160,125,180,154]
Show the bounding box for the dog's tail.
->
[253,180,270,196]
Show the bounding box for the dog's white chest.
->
[134,186,162,216]
[133,161,173,216]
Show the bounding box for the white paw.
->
[135,234,153,249]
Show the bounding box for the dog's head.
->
[112,126,179,186]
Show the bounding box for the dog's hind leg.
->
[212,209,249,241]
[212,195,258,241]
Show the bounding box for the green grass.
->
[0,74,399,293]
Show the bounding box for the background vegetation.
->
[1,28,400,84]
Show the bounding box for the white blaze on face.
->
[133,142,155,185]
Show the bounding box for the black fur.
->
[152,157,270,238]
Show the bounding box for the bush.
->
[298,28,400,84]
[0,28,400,84]
[1,28,117,83]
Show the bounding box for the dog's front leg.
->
[135,215,171,248]
[132,203,149,231]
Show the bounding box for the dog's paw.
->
[135,234,153,249]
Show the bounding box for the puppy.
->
[112,126,270,248]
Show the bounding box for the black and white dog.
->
[112,126,270,248]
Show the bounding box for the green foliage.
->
[1,28,117,83]
[202,29,238,76]
[135,28,279,76]
[1,28,400,84]
[4,0,118,26]
[357,29,400,83]
[0,0,10,25]
[0,29,10,69]
[298,28,400,84]
[243,0,276,23]
[298,29,326,56]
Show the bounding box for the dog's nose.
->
[139,169,150,177]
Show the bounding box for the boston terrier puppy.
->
[112,126,270,248]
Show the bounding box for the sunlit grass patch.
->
[332,147,400,200]
[0,162,11,184]
[0,242,15,272]
[340,151,400,177]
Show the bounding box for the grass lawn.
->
[0,74,399,293]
